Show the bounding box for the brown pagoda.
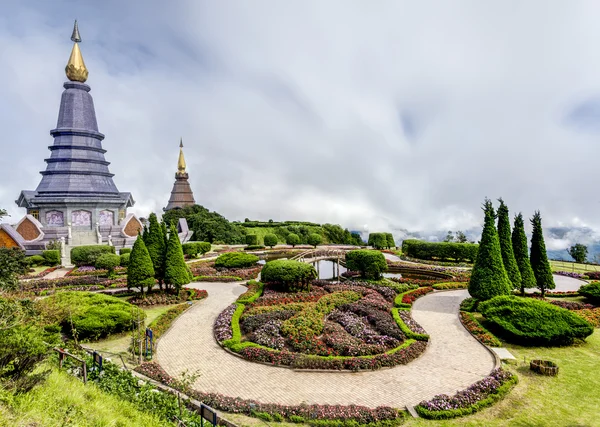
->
[165,139,196,210]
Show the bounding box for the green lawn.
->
[0,368,171,426]
[550,260,600,274]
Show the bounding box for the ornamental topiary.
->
[245,234,258,246]
[345,249,388,280]
[42,250,61,266]
[512,213,536,294]
[145,213,166,284]
[496,199,521,290]
[127,234,155,295]
[307,233,322,248]
[286,233,300,247]
[95,253,121,278]
[530,211,555,297]
[164,224,191,293]
[214,252,259,269]
[578,282,600,303]
[261,259,317,292]
[70,245,116,266]
[119,252,130,267]
[385,233,395,249]
[263,234,278,248]
[479,295,593,345]
[119,248,131,255]
[468,199,512,301]
[368,233,387,249]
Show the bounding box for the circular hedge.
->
[345,250,388,279]
[215,252,259,269]
[479,295,594,346]
[261,260,317,292]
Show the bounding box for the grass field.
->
[550,259,600,273]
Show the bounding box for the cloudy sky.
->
[2,1,600,248]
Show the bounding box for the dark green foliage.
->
[511,213,536,294]
[38,291,144,341]
[568,243,588,263]
[0,248,28,291]
[468,199,512,301]
[245,234,258,246]
[164,224,190,292]
[530,211,555,297]
[496,199,521,289]
[244,245,265,251]
[163,204,245,244]
[145,213,166,284]
[182,241,212,257]
[286,233,300,247]
[70,245,116,266]
[119,253,130,267]
[127,235,155,294]
[95,253,121,277]
[578,282,600,303]
[263,234,278,248]
[385,233,395,249]
[119,248,131,255]
[42,250,61,266]
[368,233,388,249]
[260,260,317,292]
[25,255,46,267]
[307,233,322,248]
[345,250,388,280]
[215,252,259,268]
[479,295,593,345]
[401,239,478,262]
[459,297,479,313]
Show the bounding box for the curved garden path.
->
[157,283,495,409]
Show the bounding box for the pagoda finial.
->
[65,20,88,83]
[177,138,187,174]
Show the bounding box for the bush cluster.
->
[119,253,130,266]
[578,282,600,303]
[368,233,389,249]
[70,245,116,266]
[215,252,259,269]
[479,295,594,345]
[245,234,258,246]
[42,250,61,266]
[25,255,45,267]
[119,248,131,255]
[402,239,478,262]
[181,241,211,258]
[260,259,317,291]
[345,250,388,280]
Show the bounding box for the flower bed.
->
[416,368,517,419]
[522,290,580,298]
[128,288,208,306]
[215,280,430,370]
[395,287,434,308]
[554,271,585,279]
[135,362,404,425]
[20,275,128,293]
[459,311,501,347]
[66,266,127,276]
[573,308,600,327]
[189,261,261,281]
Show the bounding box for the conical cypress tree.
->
[164,223,190,293]
[146,213,166,286]
[512,213,536,295]
[161,221,168,248]
[468,199,512,301]
[142,224,149,245]
[497,198,521,289]
[530,211,555,297]
[127,234,155,296]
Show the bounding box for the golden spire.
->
[177,138,187,174]
[65,20,88,83]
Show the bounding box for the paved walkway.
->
[42,267,71,279]
[525,274,586,293]
[157,284,494,409]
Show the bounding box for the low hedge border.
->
[432,282,468,290]
[415,372,518,419]
[193,275,243,282]
[394,287,434,308]
[459,311,502,347]
[392,308,429,341]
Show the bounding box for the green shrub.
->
[479,295,594,345]
[286,233,300,247]
[119,248,131,255]
[70,245,116,266]
[368,233,388,249]
[164,224,190,293]
[345,250,388,279]
[261,259,317,292]
[385,233,396,249]
[37,291,144,341]
[578,282,600,303]
[42,250,61,266]
[25,255,46,267]
[127,235,155,294]
[119,253,130,267]
[182,243,199,257]
[263,234,278,248]
[95,253,121,277]
[401,239,478,262]
[215,252,259,269]
[244,245,265,251]
[198,242,211,254]
[245,234,258,246]
[307,233,322,248]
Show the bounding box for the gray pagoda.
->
[16,21,134,231]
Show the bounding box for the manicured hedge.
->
[71,245,116,266]
[260,259,317,291]
[182,242,211,257]
[263,234,278,248]
[244,245,265,251]
[42,250,61,266]
[215,252,259,269]
[25,255,45,267]
[578,282,600,303]
[401,239,478,262]
[245,234,258,246]
[368,233,388,249]
[119,248,132,255]
[286,233,300,247]
[479,295,594,345]
[120,253,130,267]
[345,250,388,279]
[95,253,121,276]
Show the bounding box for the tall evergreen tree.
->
[164,224,190,293]
[468,199,512,300]
[530,211,555,297]
[145,213,166,288]
[127,234,155,296]
[142,224,149,245]
[161,221,169,247]
[511,213,536,295]
[497,198,521,289]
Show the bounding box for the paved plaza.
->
[157,283,495,408]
